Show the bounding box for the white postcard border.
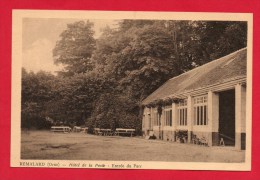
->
[11,10,253,171]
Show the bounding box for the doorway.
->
[218,89,235,146]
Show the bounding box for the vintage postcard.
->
[11,10,253,170]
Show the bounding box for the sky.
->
[22,18,118,74]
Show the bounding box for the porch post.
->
[161,107,165,140]
[187,95,193,143]
[148,108,151,130]
[208,91,219,146]
[172,102,178,141]
[142,108,147,135]
[235,84,246,150]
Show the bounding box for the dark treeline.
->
[21,20,247,133]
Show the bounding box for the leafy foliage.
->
[87,93,140,131]
[22,20,247,132]
[53,21,96,76]
[21,68,55,129]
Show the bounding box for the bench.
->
[100,129,113,136]
[73,126,81,132]
[94,128,113,136]
[73,126,88,133]
[114,128,135,137]
[51,126,71,133]
[81,127,88,133]
[94,128,103,135]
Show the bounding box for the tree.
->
[53,21,96,76]
[44,71,117,126]
[21,68,55,129]
[166,21,247,69]
[89,19,247,131]
[87,93,140,133]
[22,19,247,131]
[88,21,178,132]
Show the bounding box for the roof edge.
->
[168,47,247,82]
[142,47,247,105]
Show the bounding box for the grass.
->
[21,130,245,162]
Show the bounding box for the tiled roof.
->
[142,48,247,105]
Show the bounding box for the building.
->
[142,48,247,150]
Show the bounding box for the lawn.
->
[21,131,245,162]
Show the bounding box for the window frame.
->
[164,105,172,127]
[193,95,208,126]
[153,110,160,126]
[177,99,188,126]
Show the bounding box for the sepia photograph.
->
[11,10,252,170]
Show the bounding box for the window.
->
[178,99,187,126]
[164,105,172,126]
[148,114,152,129]
[153,111,160,126]
[150,111,153,128]
[194,96,208,125]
